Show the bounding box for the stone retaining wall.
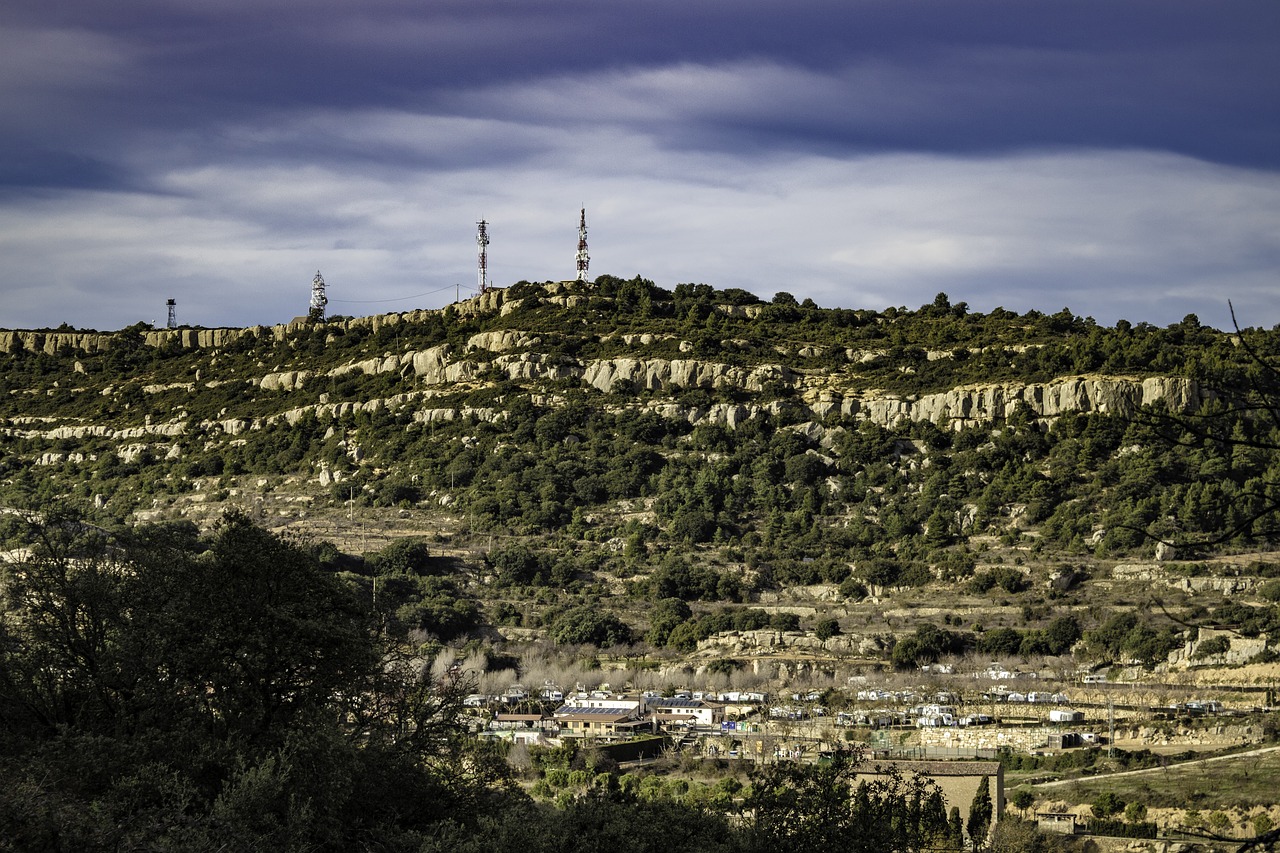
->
[918,726,1062,752]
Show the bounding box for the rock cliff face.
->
[581,358,794,394]
[13,420,189,442]
[1168,629,1266,669]
[247,331,1206,429]
[466,330,540,352]
[202,355,1202,441]
[260,371,312,392]
[305,343,1203,429]
[12,364,1200,448]
[838,375,1204,428]
[0,327,267,355]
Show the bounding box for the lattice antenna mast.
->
[309,270,328,322]
[477,219,490,293]
[575,207,590,282]
[166,299,176,329]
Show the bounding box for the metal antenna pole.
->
[576,207,589,282]
[477,219,490,293]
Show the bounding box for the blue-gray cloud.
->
[7,1,1278,175]
[0,0,1277,330]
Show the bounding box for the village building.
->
[647,697,725,728]
[553,700,649,740]
[483,712,558,746]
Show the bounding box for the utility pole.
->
[1108,698,1115,758]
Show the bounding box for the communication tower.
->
[576,207,590,282]
[309,270,328,322]
[477,219,490,293]
[166,299,177,329]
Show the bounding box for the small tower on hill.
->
[309,270,328,322]
[166,298,177,329]
[477,219,491,294]
[575,207,590,283]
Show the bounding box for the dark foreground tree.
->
[743,751,951,853]
[0,508,514,852]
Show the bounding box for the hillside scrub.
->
[2,279,1279,669]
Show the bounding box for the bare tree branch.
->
[1120,303,1280,551]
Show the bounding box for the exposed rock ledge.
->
[838,376,1205,427]
[8,374,1205,446]
[314,345,1204,428]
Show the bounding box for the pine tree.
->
[967,775,993,851]
[948,806,965,850]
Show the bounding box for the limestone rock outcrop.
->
[581,358,795,394]
[836,376,1203,428]
[466,330,539,352]
[260,371,312,392]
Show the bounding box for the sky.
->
[2,0,1278,332]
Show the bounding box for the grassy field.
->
[1035,748,1280,811]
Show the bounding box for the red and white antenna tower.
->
[575,207,589,282]
[477,219,490,293]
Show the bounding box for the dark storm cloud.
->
[1,0,1277,330]
[6,0,1278,181]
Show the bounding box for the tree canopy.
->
[0,509,511,851]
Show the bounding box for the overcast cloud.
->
[1,0,1277,331]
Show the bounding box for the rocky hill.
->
[2,276,1278,685]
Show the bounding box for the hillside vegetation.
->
[2,278,1279,675]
